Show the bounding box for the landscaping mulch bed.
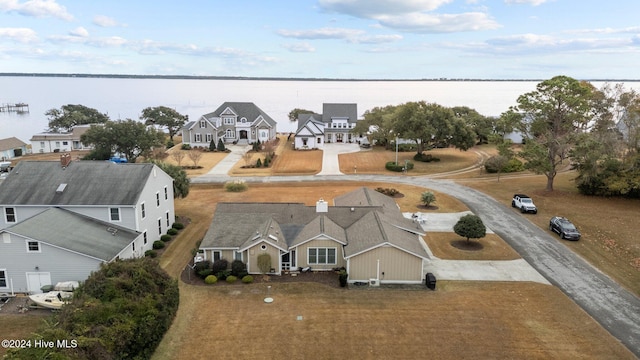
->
[181,266,342,288]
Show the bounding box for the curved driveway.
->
[193,173,640,357]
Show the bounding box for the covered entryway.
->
[282,250,296,271]
[239,130,248,140]
[26,272,51,294]
[336,133,344,143]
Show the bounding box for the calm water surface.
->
[0,77,636,143]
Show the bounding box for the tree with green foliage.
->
[209,138,216,151]
[45,104,110,132]
[149,160,190,198]
[6,258,179,360]
[507,75,594,191]
[453,214,487,242]
[351,105,398,146]
[140,106,187,141]
[288,108,316,121]
[81,119,165,162]
[421,191,436,207]
[452,106,493,144]
[391,101,475,155]
[257,253,271,274]
[217,138,226,151]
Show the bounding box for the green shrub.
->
[226,275,238,283]
[413,152,440,162]
[167,228,178,236]
[212,259,229,273]
[181,143,191,150]
[215,270,231,280]
[166,139,175,149]
[485,156,524,173]
[172,222,185,230]
[256,158,262,167]
[375,187,399,196]
[225,180,248,192]
[194,260,211,273]
[257,253,272,274]
[153,240,165,249]
[204,275,218,284]
[145,250,158,258]
[242,275,254,284]
[385,161,414,172]
[160,234,172,242]
[503,158,525,172]
[231,259,247,277]
[198,269,213,278]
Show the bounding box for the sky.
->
[0,0,639,80]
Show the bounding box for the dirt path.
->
[190,174,640,358]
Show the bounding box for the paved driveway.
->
[192,174,640,357]
[317,143,361,175]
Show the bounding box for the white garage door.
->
[26,272,51,294]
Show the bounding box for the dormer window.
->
[223,117,235,125]
[241,118,247,123]
[199,120,206,128]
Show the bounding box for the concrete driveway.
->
[192,173,640,357]
[317,143,361,175]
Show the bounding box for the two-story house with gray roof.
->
[294,103,360,149]
[0,156,175,294]
[182,102,277,147]
[198,187,430,284]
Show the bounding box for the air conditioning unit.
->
[369,278,379,287]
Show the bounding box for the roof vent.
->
[106,227,118,236]
[56,183,67,194]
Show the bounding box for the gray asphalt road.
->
[193,174,640,358]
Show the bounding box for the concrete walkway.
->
[317,143,361,175]
[204,144,249,176]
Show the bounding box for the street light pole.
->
[395,135,398,165]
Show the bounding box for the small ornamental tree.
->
[217,138,226,152]
[257,253,271,274]
[453,214,486,242]
[209,139,216,151]
[421,191,436,207]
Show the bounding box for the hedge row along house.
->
[199,187,430,284]
[0,157,175,294]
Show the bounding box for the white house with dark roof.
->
[0,157,175,294]
[294,103,361,149]
[0,137,28,160]
[30,125,93,153]
[182,102,277,147]
[0,208,143,294]
[199,187,430,284]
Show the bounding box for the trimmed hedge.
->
[413,152,441,162]
[152,240,165,249]
[160,234,172,242]
[226,275,238,283]
[167,228,178,236]
[205,275,218,284]
[145,250,158,258]
[385,161,414,172]
[172,222,185,230]
[241,275,254,284]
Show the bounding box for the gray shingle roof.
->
[0,161,158,206]
[322,103,358,124]
[5,207,139,261]
[201,188,427,259]
[205,102,277,127]
[0,137,27,151]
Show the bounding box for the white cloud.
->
[69,27,88,38]
[0,0,73,20]
[93,15,120,28]
[566,26,640,35]
[504,0,549,5]
[348,34,403,44]
[0,27,38,43]
[277,27,364,40]
[377,12,500,33]
[282,42,316,52]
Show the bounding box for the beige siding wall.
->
[349,246,423,283]
[296,238,345,271]
[247,242,280,274]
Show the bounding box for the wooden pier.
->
[0,103,29,113]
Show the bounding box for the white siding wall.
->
[135,165,175,253]
[348,245,424,284]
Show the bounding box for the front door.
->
[239,130,248,139]
[26,272,51,294]
[336,133,344,143]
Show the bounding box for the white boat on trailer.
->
[28,281,78,310]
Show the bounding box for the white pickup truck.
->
[512,194,538,214]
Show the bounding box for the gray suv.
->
[549,216,581,241]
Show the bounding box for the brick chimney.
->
[60,153,71,168]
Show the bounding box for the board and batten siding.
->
[295,238,345,271]
[348,245,424,284]
[247,242,280,274]
[0,232,102,293]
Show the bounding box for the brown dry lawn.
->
[151,182,635,360]
[338,145,480,175]
[427,232,521,260]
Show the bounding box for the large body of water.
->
[1,76,637,144]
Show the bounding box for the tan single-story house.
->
[198,187,430,284]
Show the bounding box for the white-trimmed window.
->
[164,186,168,200]
[195,133,202,142]
[0,269,6,287]
[4,207,16,223]
[166,212,170,227]
[132,242,136,252]
[110,207,120,221]
[141,202,146,219]
[143,231,148,245]
[206,133,213,143]
[213,251,222,262]
[223,117,234,125]
[156,192,160,207]
[26,240,40,253]
[308,247,336,265]
[234,251,243,261]
[157,218,162,236]
[199,120,206,128]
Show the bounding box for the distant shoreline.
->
[1,73,638,82]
